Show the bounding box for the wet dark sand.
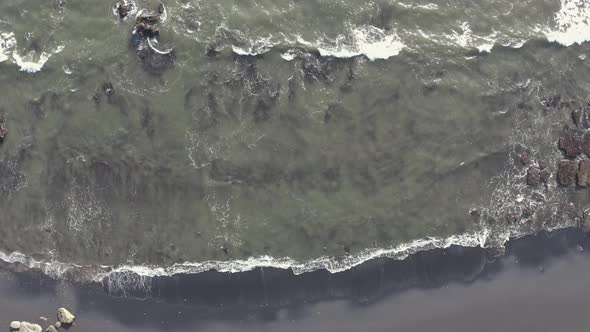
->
[1,228,589,332]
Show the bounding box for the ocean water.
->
[0,0,588,286]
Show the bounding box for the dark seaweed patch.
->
[29,92,64,119]
[141,107,155,139]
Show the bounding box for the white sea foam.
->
[396,2,439,10]
[231,36,273,56]
[0,32,16,62]
[12,45,64,73]
[416,22,528,55]
[311,25,405,60]
[546,0,590,46]
[280,49,299,61]
[0,222,572,287]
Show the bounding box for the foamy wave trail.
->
[0,219,580,296]
[0,222,562,278]
[546,0,590,46]
[0,229,490,283]
[12,45,64,73]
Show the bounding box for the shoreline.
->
[3,225,587,310]
[2,226,590,332]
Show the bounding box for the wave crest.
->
[546,0,590,46]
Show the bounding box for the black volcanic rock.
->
[559,127,584,158]
[557,159,577,186]
[578,160,590,187]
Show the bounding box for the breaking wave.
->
[309,25,405,60]
[226,0,590,61]
[545,0,590,46]
[229,25,404,61]
[0,219,577,295]
[12,45,64,73]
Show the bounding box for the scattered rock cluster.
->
[556,108,590,186]
[115,2,174,74]
[9,308,75,332]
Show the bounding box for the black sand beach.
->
[1,228,589,332]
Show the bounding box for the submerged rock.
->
[582,210,590,233]
[130,5,175,74]
[134,9,162,39]
[572,109,590,128]
[56,308,75,325]
[518,152,530,165]
[557,159,577,186]
[583,132,590,158]
[579,160,590,187]
[0,115,6,141]
[542,94,561,108]
[540,168,550,184]
[18,322,42,332]
[559,127,584,158]
[526,165,541,186]
[137,46,175,74]
[572,109,582,126]
[135,20,160,39]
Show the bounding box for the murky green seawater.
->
[0,0,588,271]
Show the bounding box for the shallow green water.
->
[0,0,587,270]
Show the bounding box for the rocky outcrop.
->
[579,160,590,187]
[557,160,577,186]
[559,127,584,158]
[8,321,43,332]
[135,15,160,39]
[44,326,57,332]
[9,322,20,331]
[18,322,42,332]
[9,308,75,332]
[56,308,75,325]
[129,4,175,74]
